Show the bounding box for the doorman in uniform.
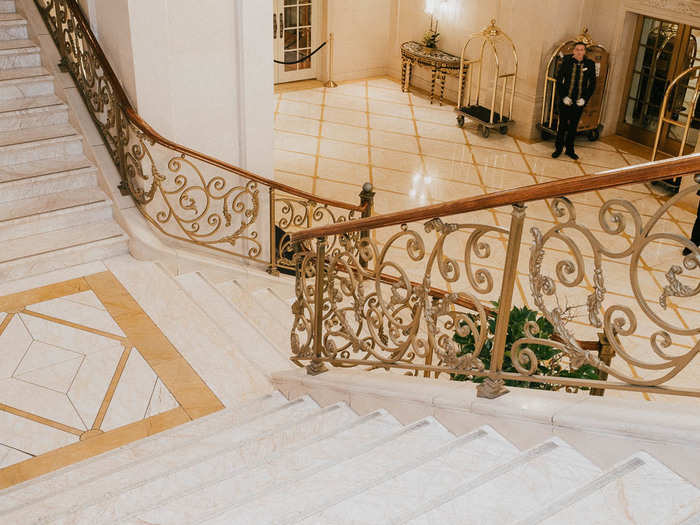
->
[552,42,596,160]
[684,190,700,257]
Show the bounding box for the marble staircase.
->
[0,387,698,524]
[0,1,127,282]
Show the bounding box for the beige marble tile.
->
[420,137,471,162]
[0,444,31,470]
[26,296,125,336]
[317,157,370,184]
[274,130,318,155]
[277,99,322,120]
[274,149,316,177]
[370,114,415,135]
[14,340,81,376]
[371,147,423,173]
[325,92,367,112]
[320,138,369,164]
[0,410,77,457]
[368,100,413,120]
[323,107,368,127]
[471,146,528,172]
[371,129,419,153]
[322,122,368,144]
[416,121,466,144]
[274,114,320,136]
[0,314,31,379]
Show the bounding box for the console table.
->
[400,41,461,106]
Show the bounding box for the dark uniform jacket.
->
[556,55,596,103]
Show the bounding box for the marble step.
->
[0,220,128,281]
[0,124,83,165]
[232,271,297,302]
[0,1,15,14]
[521,452,700,525]
[0,392,289,516]
[299,425,521,524]
[0,185,104,221]
[4,396,323,524]
[56,403,368,525]
[0,40,40,69]
[0,97,68,131]
[252,287,295,330]
[0,15,27,40]
[175,272,293,374]
[0,164,97,202]
[129,409,402,525]
[0,73,54,100]
[206,417,455,525]
[403,438,601,524]
[0,199,112,242]
[217,279,292,353]
[0,154,92,183]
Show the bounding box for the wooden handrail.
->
[59,0,364,213]
[292,153,700,241]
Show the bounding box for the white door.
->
[273,0,318,84]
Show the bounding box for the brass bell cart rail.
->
[455,19,518,138]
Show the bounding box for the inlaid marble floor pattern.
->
[274,77,700,403]
[0,271,222,483]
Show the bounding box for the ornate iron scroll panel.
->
[294,180,700,398]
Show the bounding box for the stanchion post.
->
[324,33,338,88]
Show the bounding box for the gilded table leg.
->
[401,59,408,92]
[430,67,437,104]
[407,62,414,92]
[439,69,447,106]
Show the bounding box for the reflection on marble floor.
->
[0,271,222,487]
[274,77,699,404]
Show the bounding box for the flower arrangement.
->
[423,29,440,48]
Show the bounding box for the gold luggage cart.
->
[650,65,700,194]
[539,29,610,141]
[455,19,518,138]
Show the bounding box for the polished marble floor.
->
[0,271,222,487]
[274,77,700,403]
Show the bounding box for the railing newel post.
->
[477,202,527,399]
[267,187,280,275]
[590,332,616,397]
[359,182,374,269]
[307,236,328,376]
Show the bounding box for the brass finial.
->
[484,19,501,37]
[577,27,595,46]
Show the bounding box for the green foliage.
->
[452,303,599,390]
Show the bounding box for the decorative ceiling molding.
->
[627,0,700,19]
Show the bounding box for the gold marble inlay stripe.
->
[0,402,83,437]
[0,407,189,490]
[0,277,90,313]
[20,309,129,343]
[0,311,13,336]
[86,272,224,420]
[92,344,132,430]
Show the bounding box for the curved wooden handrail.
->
[292,153,700,241]
[62,0,364,213]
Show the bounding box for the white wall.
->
[323,0,393,82]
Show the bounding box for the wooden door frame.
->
[273,0,323,84]
[617,16,698,153]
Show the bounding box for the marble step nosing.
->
[121,410,392,525]
[54,402,356,525]
[0,393,288,509]
[514,455,646,525]
[199,418,444,525]
[294,427,493,525]
[1,232,124,265]
[0,128,77,149]
[394,439,562,524]
[0,167,97,202]
[216,279,292,360]
[0,396,312,520]
[0,193,105,223]
[0,201,113,242]
[680,511,700,525]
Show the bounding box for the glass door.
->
[273,0,317,84]
[618,16,700,154]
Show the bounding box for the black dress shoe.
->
[683,247,695,256]
[552,149,562,158]
[565,150,579,160]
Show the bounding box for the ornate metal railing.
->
[34,0,368,268]
[290,156,700,399]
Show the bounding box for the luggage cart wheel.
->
[456,115,465,128]
[587,129,600,141]
[480,125,490,138]
[541,128,551,141]
[499,126,508,135]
